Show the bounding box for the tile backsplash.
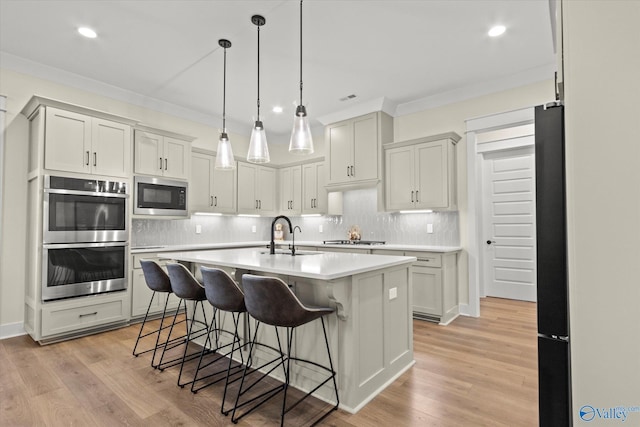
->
[132,188,459,247]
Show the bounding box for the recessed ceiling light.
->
[272,106,283,113]
[488,25,506,37]
[78,27,97,38]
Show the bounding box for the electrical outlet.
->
[427,224,433,233]
[389,287,397,300]
[195,225,202,234]
[319,225,323,233]
[251,225,256,233]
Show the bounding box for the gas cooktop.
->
[322,240,386,246]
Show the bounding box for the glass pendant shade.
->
[289,107,314,154]
[215,132,235,169]
[247,120,270,163]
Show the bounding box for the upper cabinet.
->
[43,107,132,178]
[279,165,302,215]
[190,150,237,214]
[134,127,193,180]
[325,111,393,191]
[302,161,327,214]
[384,132,460,211]
[237,162,277,216]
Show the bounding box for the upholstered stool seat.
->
[163,262,211,387]
[232,274,339,426]
[132,259,187,368]
[190,267,249,413]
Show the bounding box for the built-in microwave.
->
[134,176,188,216]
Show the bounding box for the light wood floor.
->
[0,297,538,426]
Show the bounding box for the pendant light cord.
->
[299,0,303,107]
[257,24,261,121]
[222,45,227,131]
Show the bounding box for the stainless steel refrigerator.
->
[535,102,571,426]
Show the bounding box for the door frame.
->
[464,106,535,317]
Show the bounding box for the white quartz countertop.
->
[131,241,461,254]
[159,248,416,281]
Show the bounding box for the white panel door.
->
[482,147,537,301]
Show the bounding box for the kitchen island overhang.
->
[160,248,416,413]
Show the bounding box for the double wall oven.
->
[42,175,128,301]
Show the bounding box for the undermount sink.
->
[259,249,320,256]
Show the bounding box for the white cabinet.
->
[237,162,277,215]
[190,151,237,214]
[279,165,302,215]
[371,249,459,325]
[44,107,131,177]
[385,133,460,211]
[325,111,393,191]
[131,254,180,319]
[302,162,327,214]
[134,129,192,180]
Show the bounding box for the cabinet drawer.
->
[132,253,172,269]
[371,249,403,256]
[42,297,126,337]
[405,251,442,267]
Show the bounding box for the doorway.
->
[481,146,536,301]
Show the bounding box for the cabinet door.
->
[131,268,166,317]
[280,167,294,213]
[290,166,302,214]
[212,159,237,214]
[91,118,131,177]
[134,131,164,176]
[302,163,317,212]
[415,140,448,209]
[257,166,277,215]
[45,107,91,174]
[237,162,258,214]
[163,137,190,179]
[326,121,352,185]
[315,162,327,213]
[412,265,443,316]
[385,146,415,210]
[190,152,215,212]
[352,113,378,182]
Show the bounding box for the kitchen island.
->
[161,247,416,413]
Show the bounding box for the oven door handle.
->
[44,188,128,198]
[43,242,129,249]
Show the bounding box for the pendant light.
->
[289,0,314,154]
[246,15,270,164]
[215,39,235,169]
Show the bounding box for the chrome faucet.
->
[270,216,293,255]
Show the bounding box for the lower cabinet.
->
[131,253,180,319]
[372,249,459,325]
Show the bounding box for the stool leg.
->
[321,316,340,411]
[157,298,185,370]
[177,300,210,387]
[132,290,157,357]
[279,326,295,427]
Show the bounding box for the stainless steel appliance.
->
[535,102,571,425]
[42,242,128,301]
[44,175,128,243]
[134,175,188,216]
[322,240,386,245]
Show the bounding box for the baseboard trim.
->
[0,322,27,340]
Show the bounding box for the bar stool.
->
[132,259,186,368]
[191,267,248,413]
[232,274,339,426]
[163,262,211,387]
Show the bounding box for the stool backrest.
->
[242,274,327,328]
[140,259,172,293]
[200,267,246,313]
[166,262,205,300]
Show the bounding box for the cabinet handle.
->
[411,190,414,202]
[78,312,98,318]
[210,196,214,207]
[93,152,97,167]
[255,200,258,209]
[313,198,317,208]
[214,196,217,207]
[415,190,419,203]
[85,151,90,166]
[259,200,262,209]
[351,165,354,176]
[164,158,168,170]
[159,157,163,170]
[346,166,350,177]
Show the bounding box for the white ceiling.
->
[0,0,556,141]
